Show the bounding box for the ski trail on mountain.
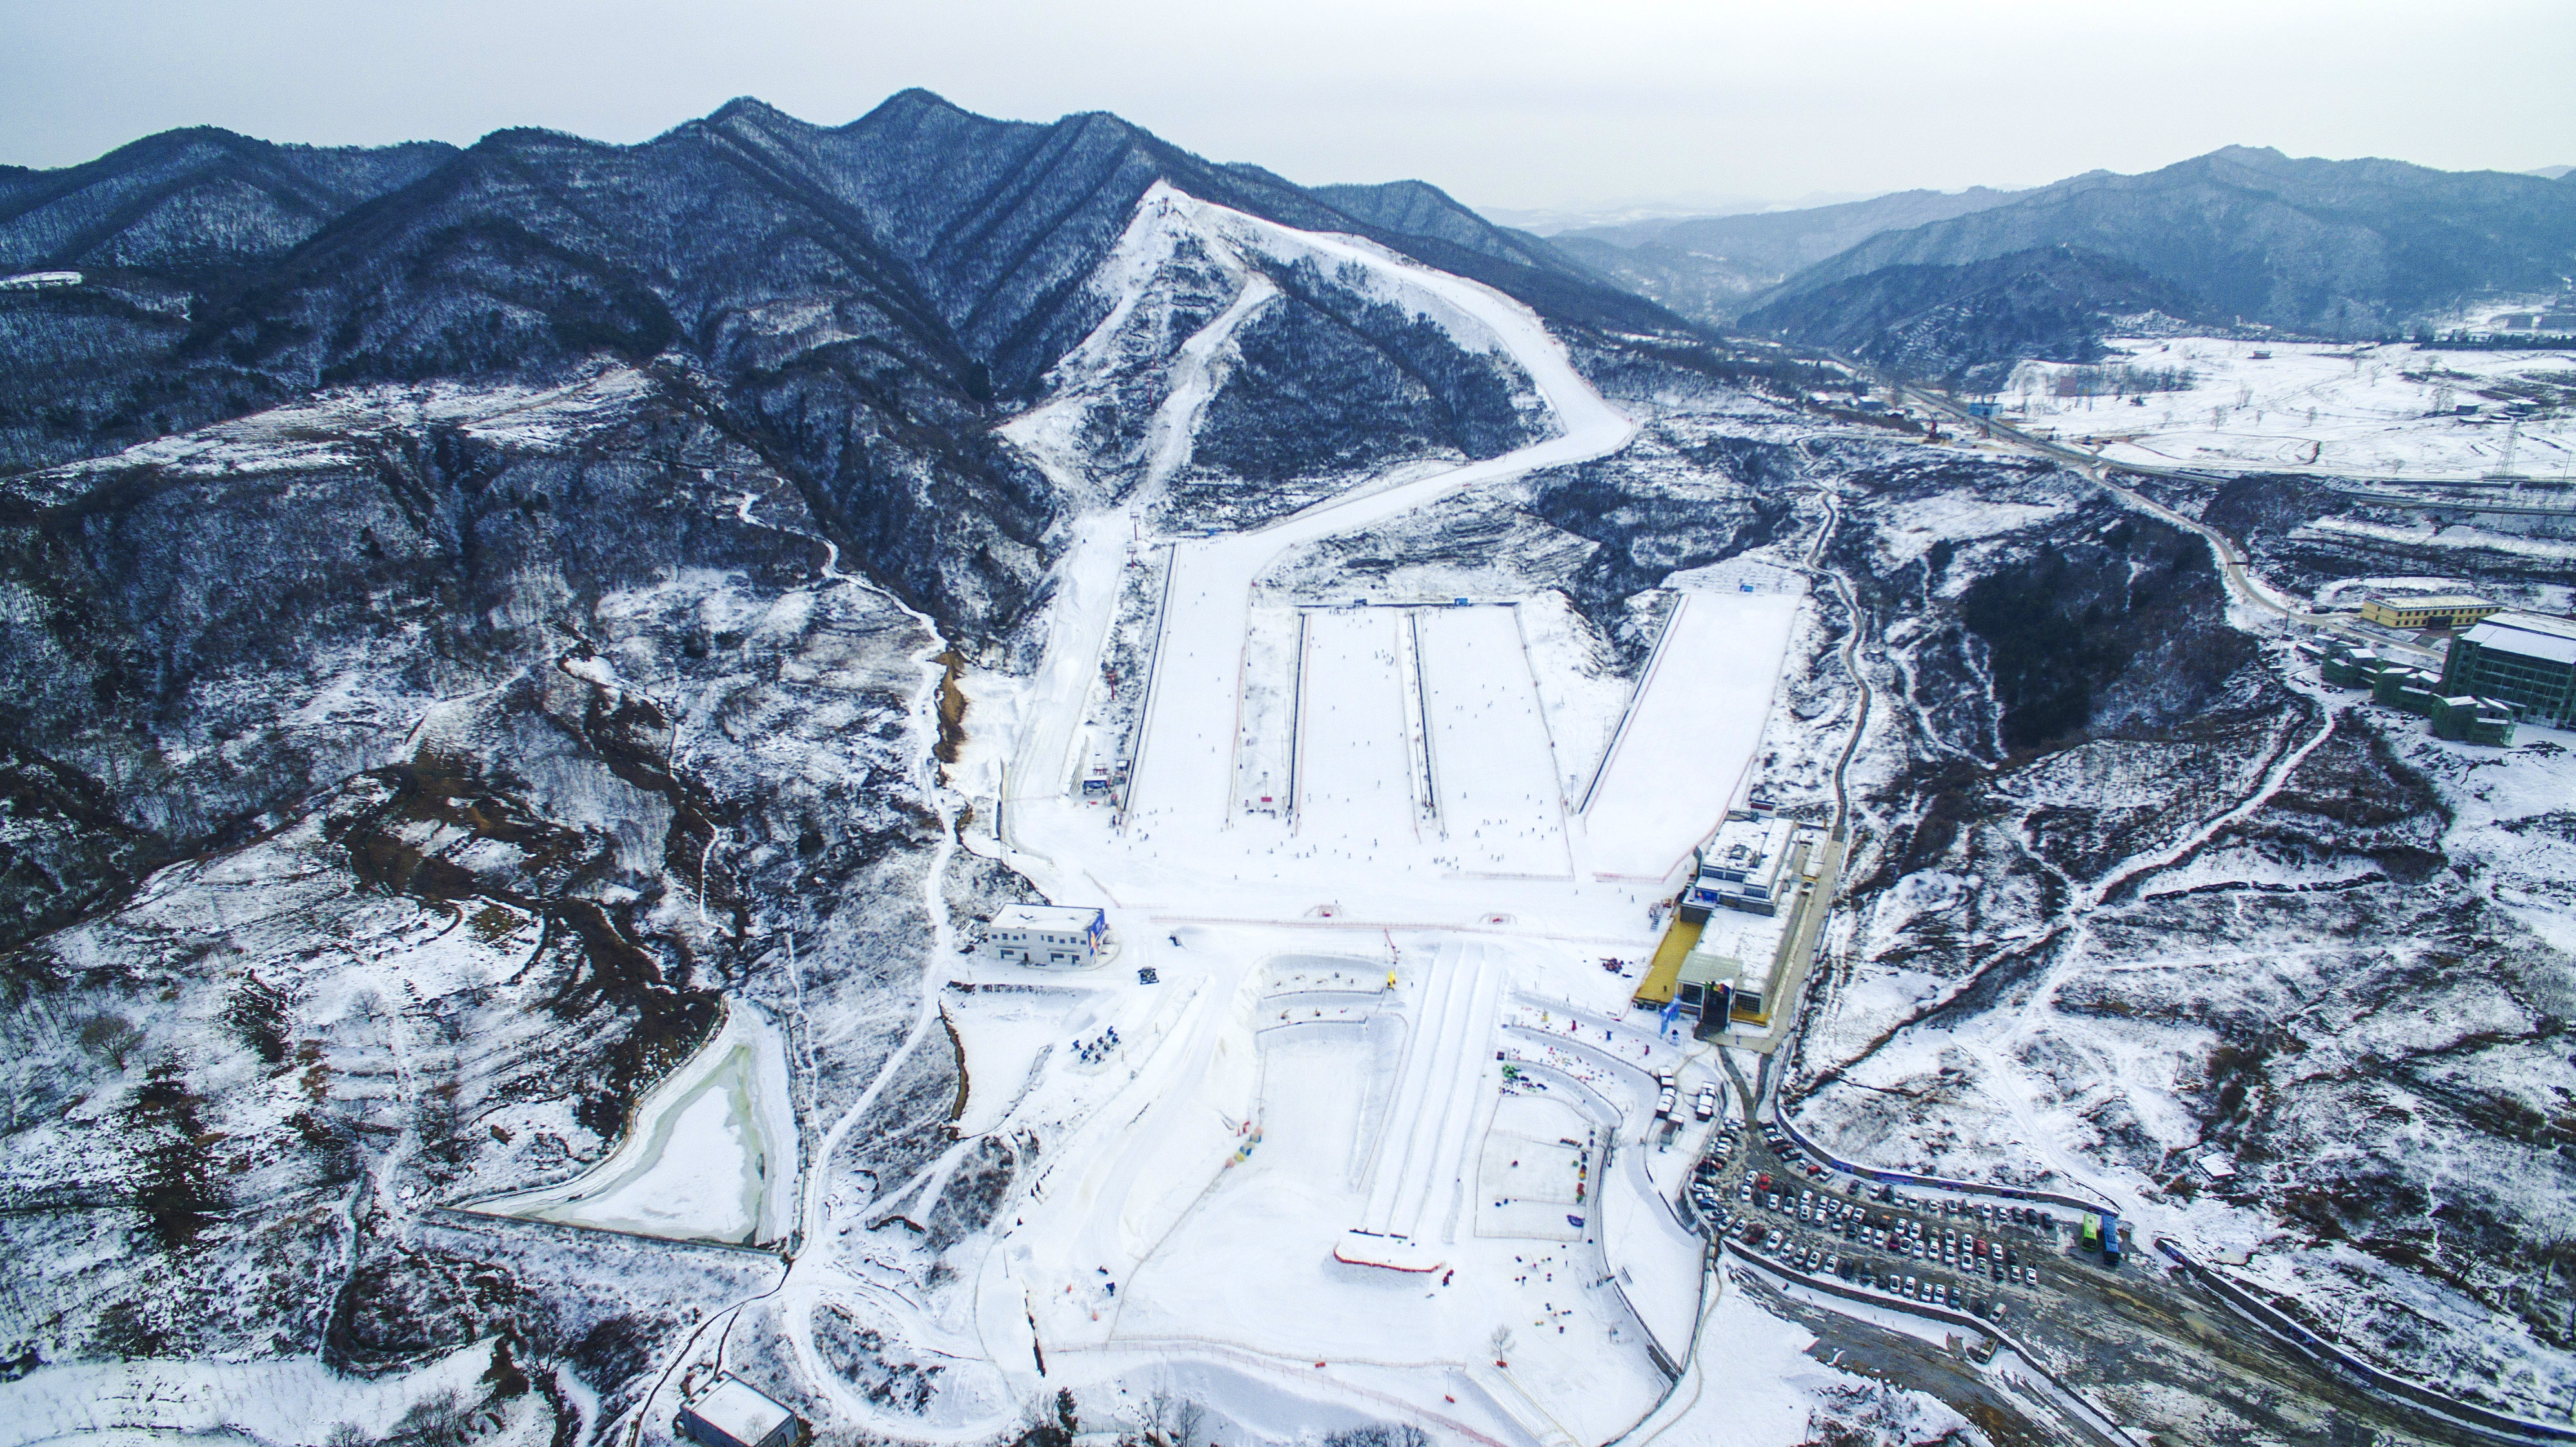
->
[1118,188,1636,835]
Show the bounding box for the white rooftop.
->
[2369,592,2494,610]
[1693,912,1788,989]
[992,904,1103,929]
[685,1377,794,1446]
[2463,612,2576,666]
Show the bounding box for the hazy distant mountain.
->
[1567,187,2029,276]
[2528,164,2573,180]
[0,127,458,274]
[1476,193,1873,236]
[1769,146,2576,341]
[1740,245,2202,388]
[1546,187,2029,325]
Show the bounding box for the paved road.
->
[1689,1101,2517,1444]
[1880,383,2497,682]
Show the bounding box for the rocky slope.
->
[1772,446,2576,1423]
[1770,147,2576,339]
[1738,247,2205,390]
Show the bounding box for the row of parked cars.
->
[1716,1213,2007,1315]
[1685,1118,2084,1331]
[1682,1133,1738,1220]
[1756,1120,1831,1180]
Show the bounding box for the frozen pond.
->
[470,1000,797,1247]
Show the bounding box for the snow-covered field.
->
[16,179,2349,1447]
[0,1339,563,1447]
[2003,336,2576,481]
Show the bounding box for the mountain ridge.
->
[1767,143,2576,339]
[0,90,1691,638]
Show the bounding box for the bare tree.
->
[1137,1393,1207,1447]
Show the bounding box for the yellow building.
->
[2359,593,2499,631]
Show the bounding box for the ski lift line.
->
[1221,580,1258,831]
[1386,609,1426,846]
[1507,600,1584,880]
[1407,609,1448,836]
[1576,593,1688,818]
[1114,541,1182,835]
[1286,608,1313,834]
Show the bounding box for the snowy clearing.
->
[2004,336,2576,481]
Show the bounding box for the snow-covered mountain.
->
[1572,148,2576,384]
[3,90,2571,1447]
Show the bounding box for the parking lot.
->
[1682,1118,2078,1329]
[1671,1112,2506,1446]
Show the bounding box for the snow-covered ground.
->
[467,1002,798,1247]
[0,185,2149,1447]
[2002,337,2576,481]
[872,192,1953,1446]
[0,1339,560,1447]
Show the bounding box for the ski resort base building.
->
[1674,951,1764,1038]
[2357,592,2499,631]
[1644,816,1830,1029]
[2309,638,2521,745]
[987,904,1108,966]
[2439,611,2576,729]
[1676,815,1800,922]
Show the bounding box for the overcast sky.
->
[5,0,2571,216]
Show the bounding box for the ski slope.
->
[1355,940,1501,1245]
[1111,196,1635,846]
[913,189,1844,1447]
[1417,607,1575,878]
[1583,591,1802,880]
[1296,609,1427,845]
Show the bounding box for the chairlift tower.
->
[2486,416,2522,486]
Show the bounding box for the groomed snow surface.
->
[893,192,1940,1445]
[467,1001,799,1247]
